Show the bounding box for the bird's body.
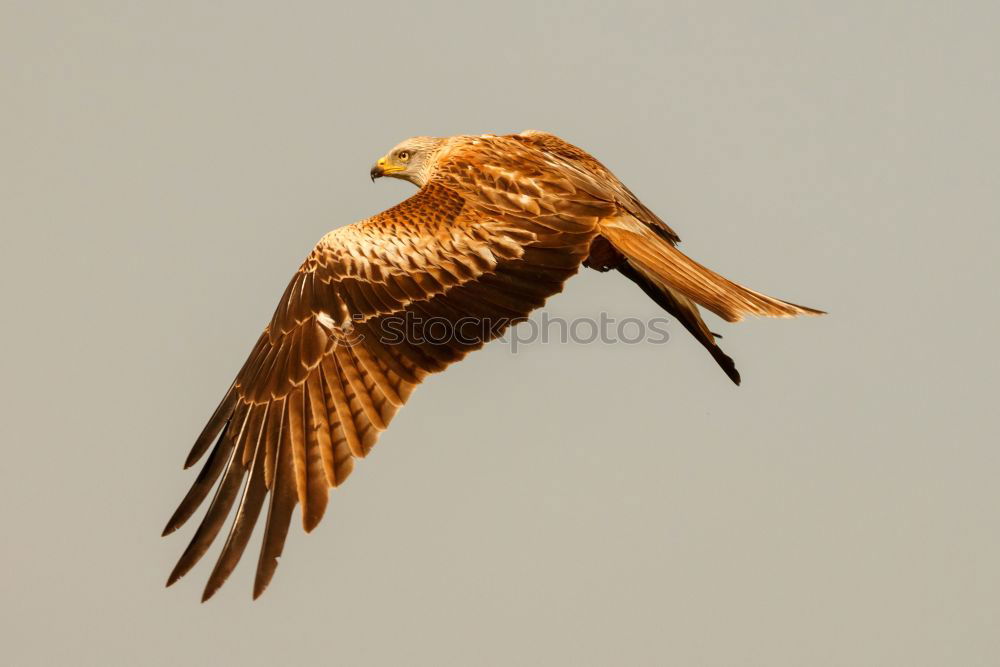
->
[164,130,823,600]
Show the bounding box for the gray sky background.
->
[2,2,999,665]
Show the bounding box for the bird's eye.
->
[398,151,410,161]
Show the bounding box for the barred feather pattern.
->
[164,133,608,600]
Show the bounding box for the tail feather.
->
[600,217,825,322]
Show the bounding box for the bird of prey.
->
[164,130,823,600]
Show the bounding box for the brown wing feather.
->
[164,145,607,599]
[516,130,682,244]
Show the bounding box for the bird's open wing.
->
[164,174,612,600]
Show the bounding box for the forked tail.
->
[599,216,825,323]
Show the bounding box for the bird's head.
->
[370,136,444,188]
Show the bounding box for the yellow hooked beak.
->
[370,156,405,181]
